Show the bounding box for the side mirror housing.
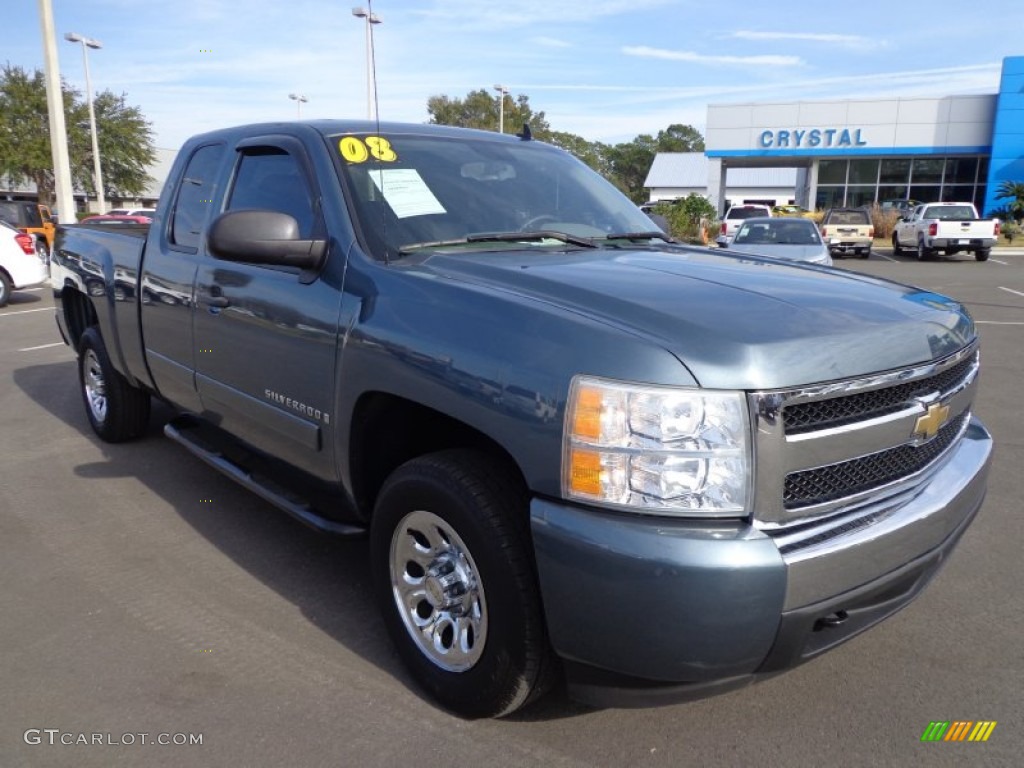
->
[208,209,326,270]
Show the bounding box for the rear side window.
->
[827,210,869,225]
[171,143,225,249]
[726,207,768,220]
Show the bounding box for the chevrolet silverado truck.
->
[52,121,992,718]
[892,202,1000,261]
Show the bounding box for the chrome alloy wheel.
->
[82,348,108,424]
[389,509,487,672]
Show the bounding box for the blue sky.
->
[6,0,1024,150]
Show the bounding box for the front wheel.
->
[371,450,553,718]
[78,327,151,442]
[976,249,990,262]
[891,234,903,256]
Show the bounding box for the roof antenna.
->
[517,123,532,141]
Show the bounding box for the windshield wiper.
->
[399,230,598,254]
[604,231,674,242]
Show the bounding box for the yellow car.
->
[771,204,811,217]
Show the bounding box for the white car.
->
[0,220,48,306]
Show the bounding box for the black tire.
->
[891,234,903,256]
[78,326,151,442]
[858,248,870,259]
[371,449,553,718]
[0,271,11,307]
[916,238,933,261]
[976,249,990,262]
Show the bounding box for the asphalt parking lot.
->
[2,249,1022,767]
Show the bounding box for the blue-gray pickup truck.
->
[52,121,992,718]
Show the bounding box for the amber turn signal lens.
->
[568,448,602,496]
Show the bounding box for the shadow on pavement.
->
[13,360,591,721]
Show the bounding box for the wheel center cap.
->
[424,576,445,607]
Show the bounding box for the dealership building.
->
[648,55,1023,216]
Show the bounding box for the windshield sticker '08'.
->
[338,136,398,163]
[369,169,446,219]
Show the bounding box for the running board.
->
[164,418,366,537]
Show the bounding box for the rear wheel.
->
[976,249,990,262]
[0,271,11,307]
[858,247,870,259]
[371,450,553,718]
[78,327,151,442]
[916,238,933,261]
[891,234,903,256]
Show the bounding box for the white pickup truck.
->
[892,202,1000,261]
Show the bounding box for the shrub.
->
[1002,220,1020,244]
[868,205,901,240]
[656,193,718,244]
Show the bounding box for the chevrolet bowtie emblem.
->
[913,402,950,441]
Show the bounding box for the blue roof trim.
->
[707,146,991,158]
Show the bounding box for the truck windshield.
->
[331,132,658,259]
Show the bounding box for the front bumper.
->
[530,417,992,707]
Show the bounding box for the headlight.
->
[562,376,751,517]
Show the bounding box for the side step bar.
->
[164,418,366,537]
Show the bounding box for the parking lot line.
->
[876,253,897,262]
[18,342,65,352]
[991,259,1009,265]
[998,286,1024,299]
[0,307,52,317]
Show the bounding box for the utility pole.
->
[37,0,76,219]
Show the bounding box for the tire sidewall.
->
[371,456,538,718]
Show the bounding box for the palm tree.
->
[996,180,1024,222]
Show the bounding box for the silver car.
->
[720,216,832,266]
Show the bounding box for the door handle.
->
[201,285,230,308]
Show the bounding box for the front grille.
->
[783,412,968,509]
[783,354,975,434]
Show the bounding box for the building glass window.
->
[909,185,942,203]
[975,186,989,214]
[815,186,844,209]
[944,158,978,185]
[941,185,975,202]
[848,159,879,185]
[880,159,911,184]
[911,158,944,184]
[846,187,876,208]
[818,160,847,184]
[877,185,910,203]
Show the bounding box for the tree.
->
[427,89,551,136]
[656,124,705,153]
[424,89,705,204]
[995,180,1024,223]
[0,63,155,206]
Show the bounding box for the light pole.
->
[64,32,106,214]
[288,93,308,118]
[351,6,381,119]
[493,84,509,134]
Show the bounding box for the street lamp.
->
[64,31,106,214]
[351,6,381,119]
[493,84,509,134]
[288,92,308,118]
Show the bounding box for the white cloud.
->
[531,36,572,48]
[733,31,863,44]
[623,46,803,67]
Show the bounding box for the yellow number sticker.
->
[338,135,398,163]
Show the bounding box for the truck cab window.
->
[227,150,315,238]
[170,143,225,249]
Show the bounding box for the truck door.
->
[140,141,226,414]
[193,136,342,479]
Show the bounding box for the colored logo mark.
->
[921,721,997,742]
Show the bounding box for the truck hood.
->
[418,247,975,390]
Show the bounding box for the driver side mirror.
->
[208,209,326,270]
